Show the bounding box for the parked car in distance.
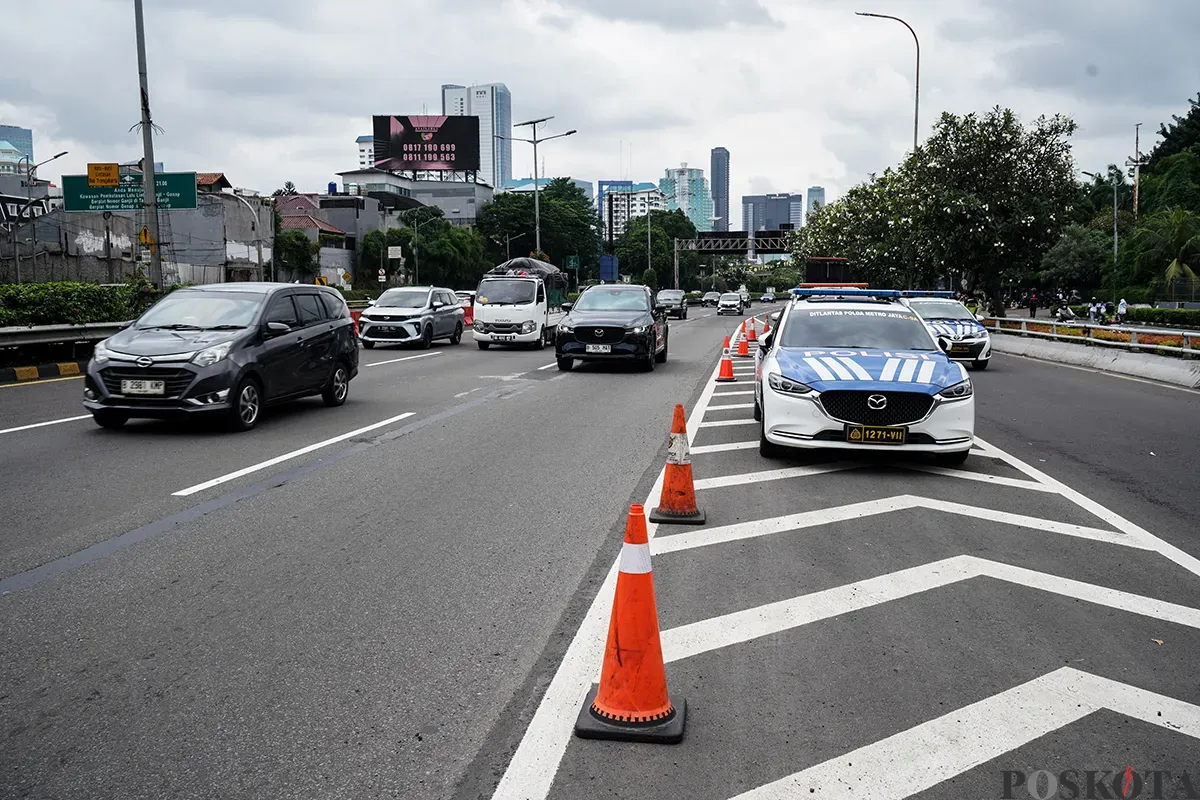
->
[554,284,668,372]
[702,291,721,307]
[655,289,689,319]
[717,292,745,316]
[358,286,465,349]
[83,283,359,432]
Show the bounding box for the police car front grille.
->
[819,390,934,426]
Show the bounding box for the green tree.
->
[1039,225,1110,289]
[1131,208,1200,286]
[641,266,659,293]
[1148,92,1200,169]
[613,209,700,289]
[475,178,600,273]
[272,181,298,197]
[276,229,317,277]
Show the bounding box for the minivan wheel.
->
[420,325,433,349]
[450,323,463,345]
[92,410,128,429]
[228,377,262,432]
[322,363,349,407]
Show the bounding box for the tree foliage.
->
[641,267,659,293]
[272,181,298,197]
[612,209,699,289]
[361,207,491,290]
[275,229,317,277]
[475,178,600,275]
[1148,92,1200,169]
[1039,225,1110,288]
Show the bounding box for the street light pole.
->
[1084,170,1121,298]
[504,119,577,256]
[856,12,920,152]
[133,0,164,288]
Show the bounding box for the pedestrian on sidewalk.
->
[1029,291,1038,318]
[1118,297,1128,325]
[1088,297,1099,323]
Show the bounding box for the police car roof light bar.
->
[791,288,902,299]
[900,290,955,298]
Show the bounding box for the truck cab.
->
[473,261,569,350]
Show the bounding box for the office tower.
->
[710,147,729,232]
[440,83,512,188]
[659,163,714,232]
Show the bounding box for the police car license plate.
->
[585,344,611,354]
[846,425,906,445]
[121,379,165,395]
[950,344,971,353]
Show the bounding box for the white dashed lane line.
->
[0,414,92,436]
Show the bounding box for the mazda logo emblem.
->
[136,356,154,368]
[594,328,604,339]
[867,394,888,410]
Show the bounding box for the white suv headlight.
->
[936,379,973,401]
[767,372,813,395]
[192,341,234,367]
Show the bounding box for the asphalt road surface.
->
[2,311,1199,800]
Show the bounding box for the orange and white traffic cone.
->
[762,317,770,334]
[716,340,736,382]
[574,504,686,744]
[649,404,705,525]
[747,321,758,343]
[736,333,750,357]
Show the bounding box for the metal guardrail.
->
[0,321,129,348]
[981,317,1199,357]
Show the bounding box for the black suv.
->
[655,289,688,319]
[84,283,359,431]
[554,284,668,371]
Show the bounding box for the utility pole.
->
[504,118,576,255]
[134,0,164,287]
[1126,122,1149,220]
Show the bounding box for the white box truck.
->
[473,258,570,350]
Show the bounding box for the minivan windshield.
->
[906,299,976,321]
[138,291,264,329]
[573,289,649,312]
[779,308,936,351]
[720,293,741,303]
[377,289,430,309]
[478,279,537,305]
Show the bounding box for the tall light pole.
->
[15,150,68,282]
[502,118,576,254]
[133,0,164,288]
[856,12,920,153]
[504,231,528,260]
[1083,170,1120,298]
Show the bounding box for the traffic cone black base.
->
[574,685,687,744]
[649,506,706,525]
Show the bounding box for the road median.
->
[990,334,1200,389]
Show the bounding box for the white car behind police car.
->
[754,288,975,464]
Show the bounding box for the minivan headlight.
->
[936,379,973,401]
[93,340,112,364]
[768,373,813,395]
[192,341,234,367]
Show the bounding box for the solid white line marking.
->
[693,463,858,490]
[916,360,936,384]
[0,414,91,436]
[710,389,754,396]
[898,359,918,382]
[690,440,758,454]
[705,402,753,411]
[489,359,723,800]
[172,412,416,496]
[660,555,1200,663]
[363,352,440,368]
[730,667,1200,799]
[650,495,1149,557]
[536,362,557,370]
[698,418,758,428]
[901,464,1055,492]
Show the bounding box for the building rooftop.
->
[355,135,373,144]
[196,172,233,191]
[279,214,345,235]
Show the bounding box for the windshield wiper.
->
[141,324,204,331]
[205,324,247,330]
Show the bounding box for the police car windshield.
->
[907,299,975,320]
[780,307,936,351]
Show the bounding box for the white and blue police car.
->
[901,291,992,370]
[754,288,975,464]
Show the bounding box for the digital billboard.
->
[372,115,480,172]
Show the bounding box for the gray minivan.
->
[358,286,465,349]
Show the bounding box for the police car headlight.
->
[936,379,973,401]
[768,372,813,395]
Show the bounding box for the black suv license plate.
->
[846,425,907,445]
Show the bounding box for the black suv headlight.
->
[936,379,973,401]
[767,372,813,395]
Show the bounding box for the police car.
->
[754,288,975,464]
[901,291,992,370]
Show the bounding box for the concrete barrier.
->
[989,334,1200,389]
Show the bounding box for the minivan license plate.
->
[585,344,611,354]
[121,379,165,395]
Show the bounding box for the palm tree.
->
[271,181,298,197]
[1133,208,1200,286]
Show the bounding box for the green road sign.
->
[565,255,580,270]
[62,172,198,212]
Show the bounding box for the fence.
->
[981,317,1198,357]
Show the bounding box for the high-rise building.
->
[441,83,512,189]
[807,186,826,215]
[659,163,714,232]
[741,193,805,232]
[597,181,668,240]
[0,125,33,164]
[356,135,373,169]
[710,147,729,232]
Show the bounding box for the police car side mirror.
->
[937,337,952,353]
[761,331,774,351]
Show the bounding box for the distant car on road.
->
[554,284,668,372]
[717,292,744,316]
[760,292,776,303]
[702,291,721,307]
[358,286,465,350]
[83,283,359,432]
[655,289,688,319]
[740,291,753,308]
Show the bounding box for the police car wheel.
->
[753,396,762,422]
[972,358,989,371]
[934,450,970,467]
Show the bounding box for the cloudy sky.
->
[3,0,1197,213]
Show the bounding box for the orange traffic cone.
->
[716,342,736,382]
[649,404,705,525]
[747,322,758,342]
[574,504,686,744]
[737,334,750,357]
[762,317,771,334]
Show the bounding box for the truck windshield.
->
[478,280,536,305]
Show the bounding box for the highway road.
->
[2,312,1199,800]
